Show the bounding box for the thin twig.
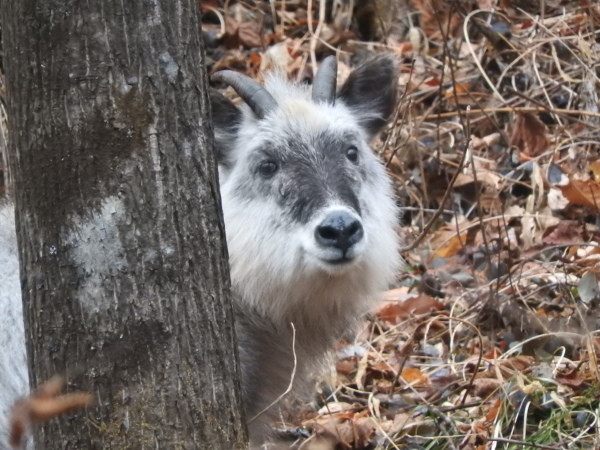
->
[505,87,600,130]
[249,323,297,423]
[307,0,326,71]
[414,106,600,122]
[398,139,468,253]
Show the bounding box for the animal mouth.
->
[321,252,356,265]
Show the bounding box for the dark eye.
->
[259,160,278,177]
[346,146,359,163]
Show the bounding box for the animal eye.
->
[259,160,278,177]
[346,146,359,163]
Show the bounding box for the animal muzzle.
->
[314,210,364,256]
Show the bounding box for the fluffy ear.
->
[209,89,242,166]
[337,55,398,138]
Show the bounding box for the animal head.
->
[210,56,401,324]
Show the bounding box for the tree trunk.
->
[1,0,248,448]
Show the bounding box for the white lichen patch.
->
[159,52,179,83]
[65,195,128,313]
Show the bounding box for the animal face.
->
[211,56,400,320]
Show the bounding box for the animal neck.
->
[236,267,377,343]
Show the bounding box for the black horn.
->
[312,55,337,104]
[212,71,278,120]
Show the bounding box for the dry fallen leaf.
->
[400,367,430,386]
[560,178,600,210]
[311,417,353,449]
[9,376,93,448]
[485,398,503,422]
[471,132,501,150]
[504,356,535,372]
[429,224,476,259]
[307,413,376,449]
[336,358,358,376]
[237,21,263,48]
[471,378,503,398]
[376,294,445,325]
[542,220,584,245]
[223,17,263,49]
[409,0,463,40]
[434,234,466,258]
[589,160,600,181]
[555,370,589,389]
[260,42,291,73]
[509,112,548,157]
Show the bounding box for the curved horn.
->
[312,55,338,104]
[211,71,278,120]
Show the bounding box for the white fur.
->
[0,203,28,450]
[219,72,400,447]
[0,67,401,449]
[220,74,400,329]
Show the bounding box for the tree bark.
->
[1,0,248,448]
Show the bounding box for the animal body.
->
[0,55,400,449]
[0,204,28,450]
[212,55,400,446]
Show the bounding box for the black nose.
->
[315,211,364,253]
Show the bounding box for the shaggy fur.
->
[0,55,400,449]
[213,56,401,446]
[0,203,29,450]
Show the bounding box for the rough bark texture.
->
[1,0,248,448]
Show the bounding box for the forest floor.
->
[204,0,600,448]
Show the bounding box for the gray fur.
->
[215,55,401,446]
[0,55,401,449]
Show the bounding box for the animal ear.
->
[337,55,398,138]
[209,89,242,166]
